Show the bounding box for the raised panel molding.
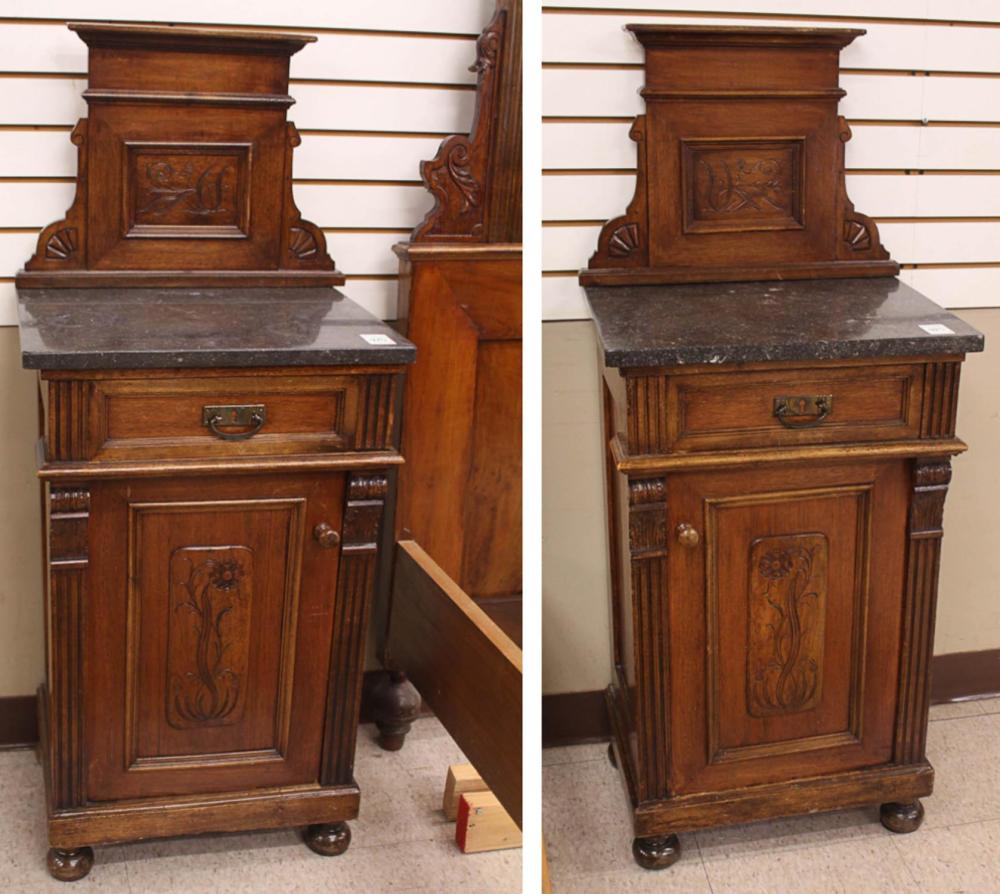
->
[682,139,804,235]
[747,533,828,718]
[123,497,305,773]
[705,484,872,768]
[125,142,251,237]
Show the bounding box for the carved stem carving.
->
[748,534,828,717]
[894,458,952,764]
[627,476,670,802]
[321,472,389,784]
[167,547,252,729]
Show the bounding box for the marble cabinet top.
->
[17,287,414,370]
[585,277,984,368]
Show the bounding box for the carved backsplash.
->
[18,23,343,288]
[582,25,897,286]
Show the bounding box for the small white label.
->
[919,323,955,336]
[360,333,396,345]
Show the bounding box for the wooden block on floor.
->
[455,791,522,854]
[443,763,490,821]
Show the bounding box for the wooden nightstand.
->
[15,25,414,882]
[580,25,986,869]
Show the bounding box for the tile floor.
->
[0,717,521,893]
[544,696,1000,893]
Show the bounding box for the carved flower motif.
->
[209,560,244,591]
[758,550,794,580]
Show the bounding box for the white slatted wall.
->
[0,0,496,324]
[542,0,1000,319]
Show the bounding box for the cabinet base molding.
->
[608,685,935,840]
[40,685,360,852]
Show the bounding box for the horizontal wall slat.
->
[543,122,1000,171]
[543,173,1000,220]
[0,130,445,181]
[543,222,1000,269]
[0,23,478,86]
[541,1,1000,24]
[0,1,495,34]
[542,70,927,120]
[0,77,475,132]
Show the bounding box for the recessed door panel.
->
[667,460,906,795]
[85,473,344,801]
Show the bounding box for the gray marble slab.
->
[17,287,415,370]
[585,277,984,368]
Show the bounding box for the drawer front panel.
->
[46,371,398,461]
[669,364,922,451]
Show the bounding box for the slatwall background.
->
[543,0,1000,319]
[0,0,496,325]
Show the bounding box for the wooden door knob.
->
[676,523,700,548]
[313,523,341,548]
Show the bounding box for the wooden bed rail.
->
[387,540,522,827]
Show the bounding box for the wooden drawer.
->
[668,363,923,452]
[45,369,398,462]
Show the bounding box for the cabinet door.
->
[84,473,344,801]
[667,460,907,795]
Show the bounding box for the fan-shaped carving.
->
[45,228,79,260]
[608,223,641,258]
[288,226,319,260]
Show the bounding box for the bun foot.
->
[607,742,618,768]
[880,800,925,834]
[47,847,94,882]
[304,822,351,856]
[632,833,681,870]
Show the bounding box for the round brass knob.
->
[313,523,341,548]
[676,523,700,548]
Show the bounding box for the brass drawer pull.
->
[676,523,700,548]
[313,523,341,548]
[202,404,266,441]
[773,395,832,430]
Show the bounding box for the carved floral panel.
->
[126,143,250,235]
[682,139,804,234]
[166,545,253,730]
[747,533,827,717]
